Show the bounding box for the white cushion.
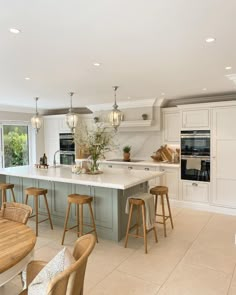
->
[28,247,75,295]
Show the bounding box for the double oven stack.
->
[181,130,210,182]
[59,133,75,165]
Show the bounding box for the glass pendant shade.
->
[109,86,122,131]
[65,111,78,133]
[65,92,78,133]
[31,97,43,134]
[109,108,122,130]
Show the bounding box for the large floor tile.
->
[157,263,231,295]
[182,242,236,274]
[88,270,161,295]
[228,266,236,295]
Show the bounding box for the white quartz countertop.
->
[99,159,180,168]
[0,165,164,190]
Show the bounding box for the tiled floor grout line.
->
[87,241,146,294]
[155,212,215,294]
[227,263,236,295]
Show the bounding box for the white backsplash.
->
[105,131,162,160]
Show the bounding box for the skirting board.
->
[170,199,236,216]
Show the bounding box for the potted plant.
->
[123,145,131,161]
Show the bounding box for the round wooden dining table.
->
[0,218,36,286]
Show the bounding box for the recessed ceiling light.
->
[9,28,21,34]
[127,96,131,100]
[25,77,30,80]
[205,37,215,43]
[93,62,101,67]
[161,92,165,96]
[225,66,232,70]
[202,88,207,91]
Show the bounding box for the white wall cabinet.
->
[181,108,210,129]
[212,106,236,208]
[182,181,209,203]
[162,108,180,144]
[160,167,179,199]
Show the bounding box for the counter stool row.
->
[0,183,99,242]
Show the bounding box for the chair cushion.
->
[28,247,75,295]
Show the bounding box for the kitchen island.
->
[0,165,163,241]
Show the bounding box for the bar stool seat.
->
[0,183,16,205]
[150,185,174,237]
[124,194,158,254]
[25,187,53,236]
[61,194,98,245]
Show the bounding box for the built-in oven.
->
[59,133,75,165]
[59,133,75,152]
[181,130,210,182]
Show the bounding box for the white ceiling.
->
[1,0,236,111]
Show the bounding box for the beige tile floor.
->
[1,206,236,295]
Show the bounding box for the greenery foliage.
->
[75,124,116,172]
[4,126,29,167]
[123,145,131,153]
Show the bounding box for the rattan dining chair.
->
[20,234,96,295]
[0,202,32,224]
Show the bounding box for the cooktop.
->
[106,159,144,163]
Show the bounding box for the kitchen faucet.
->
[53,150,61,166]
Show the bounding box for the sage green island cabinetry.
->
[0,166,163,242]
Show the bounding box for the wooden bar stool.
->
[25,187,53,236]
[124,197,158,254]
[61,194,98,245]
[150,186,174,237]
[0,183,16,206]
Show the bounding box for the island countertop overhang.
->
[0,166,164,190]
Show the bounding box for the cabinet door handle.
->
[192,183,198,187]
[128,166,133,170]
[144,167,150,171]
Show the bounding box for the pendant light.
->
[31,97,43,134]
[65,92,78,133]
[109,86,122,131]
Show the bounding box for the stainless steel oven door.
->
[181,156,210,182]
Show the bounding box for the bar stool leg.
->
[141,204,147,254]
[136,204,140,236]
[35,196,39,237]
[2,189,6,204]
[124,203,133,248]
[88,202,98,243]
[25,194,29,205]
[166,193,174,229]
[79,204,83,237]
[161,195,167,237]
[76,204,80,237]
[154,194,158,216]
[43,194,53,230]
[10,188,16,202]
[61,203,71,245]
[153,225,158,243]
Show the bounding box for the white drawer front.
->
[182,181,209,203]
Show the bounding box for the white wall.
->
[105,131,162,160]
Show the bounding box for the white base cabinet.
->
[182,181,209,203]
[160,167,179,200]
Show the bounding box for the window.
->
[3,125,29,168]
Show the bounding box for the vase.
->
[89,159,101,174]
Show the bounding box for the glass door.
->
[2,125,29,168]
